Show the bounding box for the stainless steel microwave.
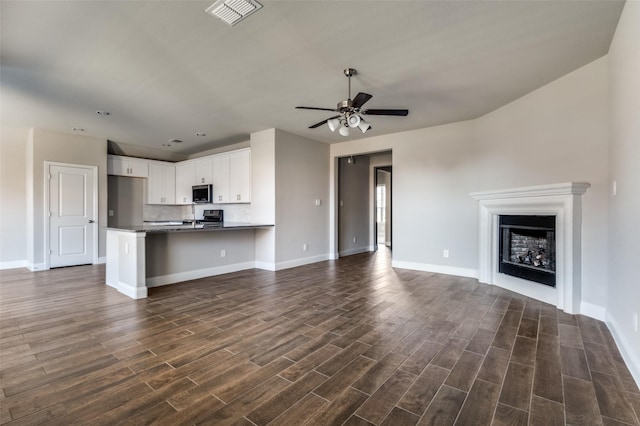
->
[192,184,213,203]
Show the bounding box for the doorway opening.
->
[375,166,391,249]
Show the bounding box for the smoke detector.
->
[205,0,262,26]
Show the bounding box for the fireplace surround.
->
[471,182,590,314]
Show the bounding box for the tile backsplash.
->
[143,203,251,222]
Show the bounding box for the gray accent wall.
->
[26,129,108,269]
[338,155,370,256]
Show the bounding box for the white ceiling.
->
[0,1,624,155]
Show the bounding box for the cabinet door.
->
[194,158,213,185]
[107,156,148,177]
[107,156,127,176]
[212,155,230,203]
[163,165,175,204]
[229,150,251,203]
[128,158,148,178]
[147,163,175,204]
[147,163,165,204]
[175,163,195,204]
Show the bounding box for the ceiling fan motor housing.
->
[337,99,353,112]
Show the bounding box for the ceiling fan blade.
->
[362,108,409,116]
[309,115,341,129]
[352,92,373,109]
[296,106,338,112]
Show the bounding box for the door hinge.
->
[48,211,52,217]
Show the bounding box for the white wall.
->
[607,0,640,383]
[0,126,29,268]
[251,129,276,266]
[475,56,610,308]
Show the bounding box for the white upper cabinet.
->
[228,149,251,203]
[107,155,148,178]
[211,149,251,204]
[147,162,175,205]
[212,154,230,203]
[175,162,195,205]
[194,158,213,185]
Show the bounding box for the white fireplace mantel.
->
[471,182,590,313]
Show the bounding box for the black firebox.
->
[499,215,556,287]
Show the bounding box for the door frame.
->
[374,166,392,249]
[44,161,99,270]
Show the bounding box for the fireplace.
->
[471,182,590,313]
[499,215,556,287]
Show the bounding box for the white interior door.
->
[49,164,96,268]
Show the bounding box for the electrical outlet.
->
[303,243,308,252]
[443,249,449,258]
[315,199,321,206]
[634,312,638,333]
[220,249,226,258]
[108,210,114,217]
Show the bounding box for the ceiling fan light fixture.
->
[327,118,340,132]
[339,123,350,137]
[358,120,371,133]
[347,114,361,128]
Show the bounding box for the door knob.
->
[88,220,95,223]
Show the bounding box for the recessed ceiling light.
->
[169,139,183,143]
[205,0,262,26]
[162,144,172,147]
[96,110,111,116]
[196,133,207,137]
[72,127,85,132]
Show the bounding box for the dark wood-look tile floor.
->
[1,249,638,425]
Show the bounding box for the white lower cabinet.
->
[147,162,175,204]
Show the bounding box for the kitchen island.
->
[106,222,274,299]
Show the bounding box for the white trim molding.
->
[471,182,590,314]
[392,260,478,279]
[0,260,28,270]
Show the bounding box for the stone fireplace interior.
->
[499,214,556,287]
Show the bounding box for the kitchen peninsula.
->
[106,222,274,299]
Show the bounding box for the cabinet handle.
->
[201,178,205,183]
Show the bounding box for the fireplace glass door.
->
[499,215,556,287]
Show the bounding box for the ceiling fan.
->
[296,68,409,136]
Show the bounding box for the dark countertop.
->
[107,222,274,234]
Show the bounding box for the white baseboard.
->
[339,247,371,257]
[96,257,106,265]
[27,262,47,272]
[256,254,331,272]
[606,313,640,389]
[146,261,256,288]
[0,260,28,270]
[106,280,147,299]
[580,301,607,321]
[392,260,479,279]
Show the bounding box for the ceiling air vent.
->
[205,0,262,26]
